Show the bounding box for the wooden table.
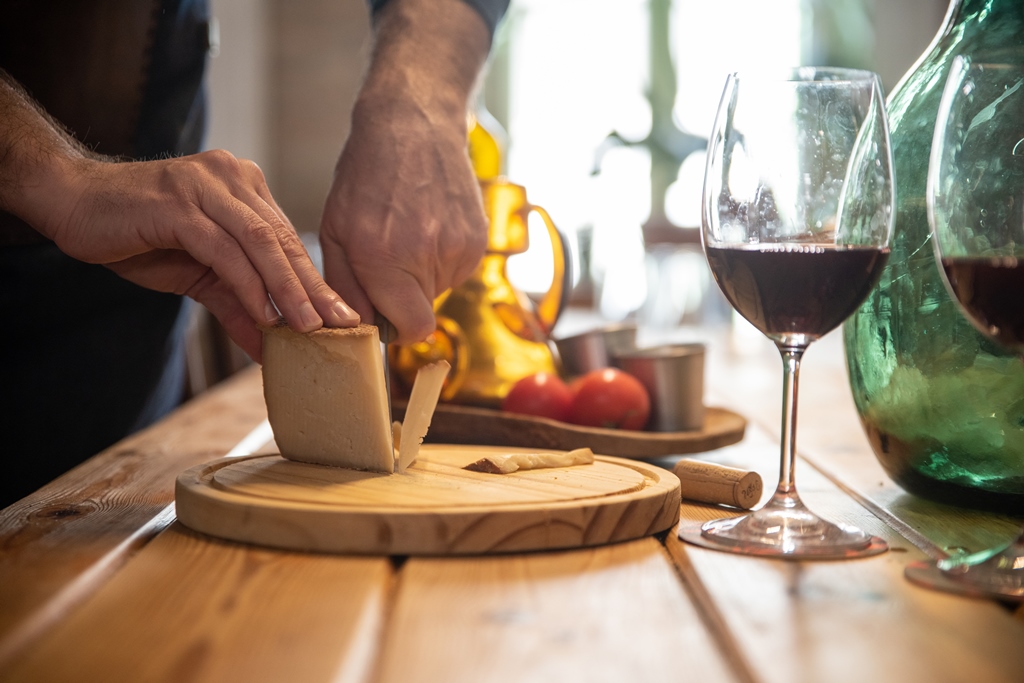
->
[2,325,1022,683]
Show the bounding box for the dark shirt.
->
[368,0,510,37]
[0,0,209,508]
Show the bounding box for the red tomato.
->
[567,368,650,430]
[502,372,574,422]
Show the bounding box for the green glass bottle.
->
[844,0,1024,514]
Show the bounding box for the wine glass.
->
[679,68,894,559]
[906,56,1024,600]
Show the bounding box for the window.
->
[488,0,863,325]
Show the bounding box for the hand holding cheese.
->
[262,322,449,473]
[0,71,357,363]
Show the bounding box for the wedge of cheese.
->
[262,322,451,474]
[262,322,395,472]
[396,360,450,472]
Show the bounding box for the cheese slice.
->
[464,448,595,474]
[397,360,451,472]
[262,322,395,472]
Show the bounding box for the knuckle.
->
[276,228,306,255]
[203,148,238,167]
[240,215,275,245]
[239,158,266,182]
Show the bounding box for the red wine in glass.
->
[941,257,1024,356]
[686,67,894,560]
[706,245,890,341]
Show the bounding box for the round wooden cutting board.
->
[175,445,681,556]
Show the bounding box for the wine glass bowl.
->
[906,57,1024,600]
[679,67,894,559]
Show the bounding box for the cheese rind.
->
[262,322,395,472]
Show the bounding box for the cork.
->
[673,459,763,510]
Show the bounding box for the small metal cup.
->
[554,323,638,376]
[612,343,705,432]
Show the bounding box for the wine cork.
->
[673,459,763,509]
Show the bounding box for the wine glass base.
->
[677,514,888,561]
[905,560,1024,603]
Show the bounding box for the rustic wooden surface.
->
[175,447,681,555]
[1,523,393,683]
[375,540,738,683]
[397,401,747,458]
[2,324,1023,682]
[0,368,267,670]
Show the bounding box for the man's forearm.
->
[356,0,493,136]
[0,69,91,239]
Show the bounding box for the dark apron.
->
[0,0,211,507]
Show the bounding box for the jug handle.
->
[529,205,572,334]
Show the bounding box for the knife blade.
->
[373,311,396,447]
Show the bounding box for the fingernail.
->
[265,299,279,323]
[299,301,322,330]
[332,300,359,324]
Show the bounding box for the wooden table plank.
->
[1,524,393,683]
[0,368,267,668]
[375,539,743,683]
[665,425,1024,683]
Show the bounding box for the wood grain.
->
[175,446,681,555]
[0,368,267,668]
[2,524,392,683]
[374,539,742,683]
[394,401,747,458]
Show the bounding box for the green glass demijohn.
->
[843,0,1024,513]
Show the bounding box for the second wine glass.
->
[680,67,894,559]
[905,56,1024,600]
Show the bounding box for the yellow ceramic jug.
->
[390,177,570,407]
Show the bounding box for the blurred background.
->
[196,0,948,385]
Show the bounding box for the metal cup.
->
[611,343,705,432]
[554,324,638,376]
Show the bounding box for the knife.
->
[373,311,396,445]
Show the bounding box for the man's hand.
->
[319,0,492,345]
[55,153,360,360]
[1,72,359,363]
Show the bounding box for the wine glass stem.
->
[775,343,807,504]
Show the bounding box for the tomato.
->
[502,372,574,422]
[567,368,650,430]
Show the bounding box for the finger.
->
[322,235,375,325]
[198,191,324,333]
[168,209,281,327]
[246,179,360,328]
[358,264,438,345]
[380,278,438,345]
[444,239,486,295]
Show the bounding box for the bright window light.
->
[497,0,806,320]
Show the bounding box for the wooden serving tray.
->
[175,445,681,556]
[394,403,747,458]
